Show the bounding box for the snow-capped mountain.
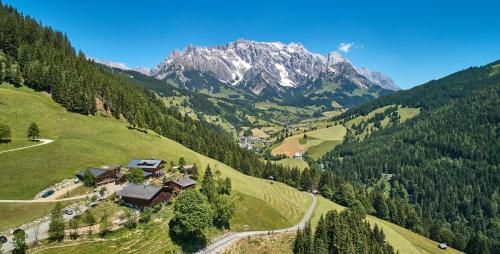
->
[357,67,400,91]
[150,39,399,96]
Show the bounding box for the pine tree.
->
[313,216,329,254]
[201,165,217,202]
[48,202,65,242]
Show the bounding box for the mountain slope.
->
[320,61,500,253]
[0,85,311,228]
[150,39,399,107]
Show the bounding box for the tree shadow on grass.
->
[126,125,148,134]
[0,139,12,144]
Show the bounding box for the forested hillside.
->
[294,209,396,254]
[320,62,500,253]
[337,60,500,118]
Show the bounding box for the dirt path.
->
[0,138,54,154]
[197,193,317,254]
[0,195,89,203]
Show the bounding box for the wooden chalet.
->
[127,159,165,177]
[117,183,170,209]
[76,165,122,186]
[165,177,196,193]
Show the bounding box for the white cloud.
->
[338,42,354,53]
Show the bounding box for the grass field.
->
[60,185,93,199]
[272,158,309,170]
[222,233,295,254]
[0,201,75,232]
[271,125,346,158]
[0,85,311,234]
[0,140,38,152]
[307,140,342,160]
[230,192,290,231]
[345,105,420,129]
[309,196,462,254]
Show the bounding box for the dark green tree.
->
[83,169,96,187]
[0,124,11,141]
[211,194,235,228]
[170,190,213,238]
[27,122,39,140]
[127,168,144,184]
[201,165,217,202]
[48,202,65,242]
[12,228,27,254]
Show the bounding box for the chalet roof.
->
[118,183,162,200]
[170,177,196,188]
[127,159,163,169]
[106,165,121,170]
[76,168,107,178]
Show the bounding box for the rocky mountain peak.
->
[149,40,400,95]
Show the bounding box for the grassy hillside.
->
[0,85,311,231]
[310,196,462,254]
[271,125,346,159]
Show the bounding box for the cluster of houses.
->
[238,136,271,151]
[75,159,196,209]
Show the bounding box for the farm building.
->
[76,165,122,186]
[294,152,303,159]
[171,164,194,173]
[127,159,165,177]
[165,177,196,193]
[118,183,170,209]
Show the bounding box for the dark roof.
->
[127,159,163,169]
[170,177,196,188]
[107,165,121,170]
[118,183,162,200]
[76,168,107,178]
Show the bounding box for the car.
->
[0,235,7,243]
[63,209,74,215]
[41,189,55,198]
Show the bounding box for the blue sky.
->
[4,0,500,88]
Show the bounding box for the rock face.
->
[149,39,400,96]
[357,67,400,91]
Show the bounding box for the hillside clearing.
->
[222,233,295,254]
[272,158,309,170]
[271,125,346,158]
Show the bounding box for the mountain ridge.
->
[148,39,400,96]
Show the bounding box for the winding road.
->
[0,138,54,154]
[196,193,317,254]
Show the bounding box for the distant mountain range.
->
[93,39,400,107]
